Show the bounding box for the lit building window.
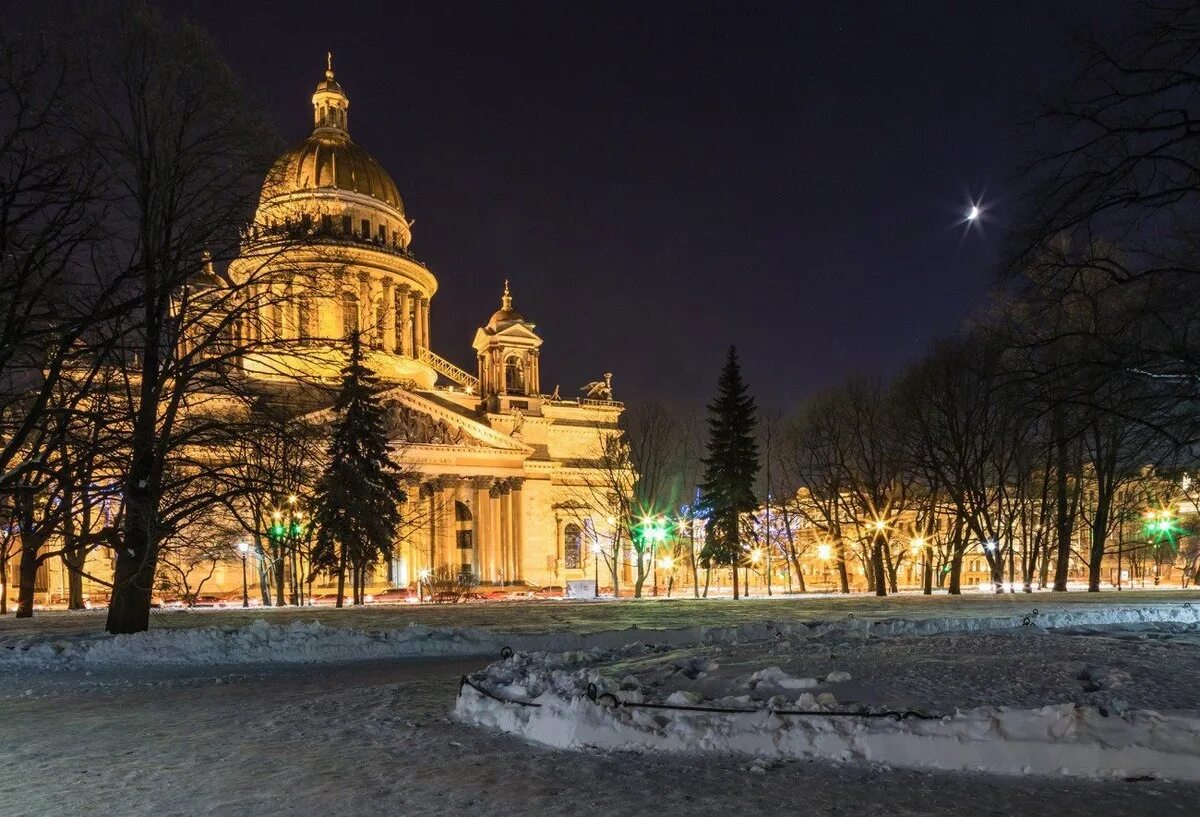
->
[564,524,582,569]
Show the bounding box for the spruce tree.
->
[699,346,760,599]
[310,334,406,606]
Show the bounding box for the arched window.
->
[296,296,314,343]
[563,523,582,569]
[342,291,359,339]
[504,355,524,394]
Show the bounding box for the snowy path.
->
[2,657,1197,817]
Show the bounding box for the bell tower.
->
[473,281,542,401]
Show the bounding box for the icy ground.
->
[3,656,1199,817]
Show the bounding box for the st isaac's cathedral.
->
[216,58,624,594]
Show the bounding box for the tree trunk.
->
[922,546,932,595]
[255,536,272,606]
[335,544,347,608]
[836,540,850,593]
[1052,413,1072,592]
[731,563,739,599]
[106,487,159,635]
[634,549,646,598]
[16,532,45,619]
[274,542,286,606]
[690,528,700,598]
[871,532,887,597]
[65,549,86,610]
[1087,491,1110,592]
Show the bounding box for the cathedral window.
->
[361,218,370,239]
[270,300,284,340]
[341,215,352,235]
[504,355,525,394]
[563,524,582,569]
[342,291,359,338]
[320,214,332,233]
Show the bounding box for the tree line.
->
[598,2,1200,598]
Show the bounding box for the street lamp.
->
[590,541,602,598]
[237,541,251,608]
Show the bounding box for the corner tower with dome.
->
[222,57,629,593]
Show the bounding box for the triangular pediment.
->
[375,387,533,452]
[298,385,533,453]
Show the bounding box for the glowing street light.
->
[817,543,832,560]
[237,541,251,608]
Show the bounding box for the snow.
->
[5,599,1200,671]
[4,596,1200,813]
[456,613,1200,782]
[5,658,1196,817]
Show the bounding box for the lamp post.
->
[237,541,250,608]
[590,541,601,598]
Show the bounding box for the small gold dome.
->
[487,280,528,329]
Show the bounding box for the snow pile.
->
[456,638,1200,781]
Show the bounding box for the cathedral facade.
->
[224,59,625,594]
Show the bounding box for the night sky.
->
[162,0,1130,408]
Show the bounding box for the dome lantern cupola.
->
[312,52,349,133]
[473,281,542,400]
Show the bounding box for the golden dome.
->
[260,54,404,213]
[263,132,404,212]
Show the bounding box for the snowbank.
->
[455,636,1200,782]
[457,679,1200,781]
[2,601,1198,670]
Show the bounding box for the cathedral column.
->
[497,481,511,585]
[425,481,437,579]
[472,478,490,580]
[487,483,502,582]
[412,296,424,351]
[438,481,456,567]
[529,351,540,395]
[423,297,432,351]
[396,285,411,356]
[357,272,370,341]
[381,279,395,351]
[510,478,524,582]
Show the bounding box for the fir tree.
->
[699,346,760,599]
[310,334,407,606]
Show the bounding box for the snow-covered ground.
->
[457,611,1200,782]
[4,598,1200,814]
[4,655,1199,817]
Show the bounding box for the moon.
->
[966,205,980,221]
